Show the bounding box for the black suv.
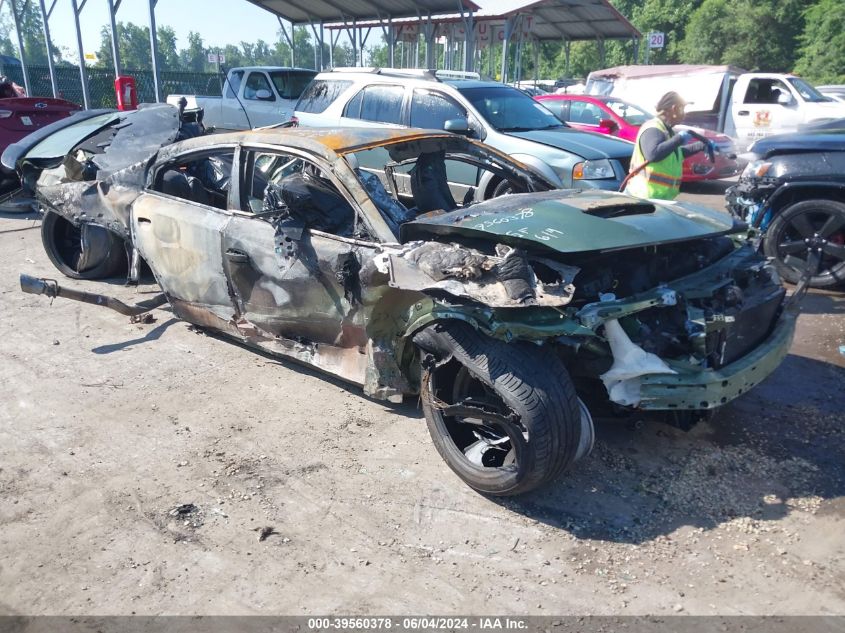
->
[727,128,845,288]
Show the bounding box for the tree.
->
[94,22,184,71]
[179,31,208,72]
[680,0,804,71]
[0,0,63,66]
[794,0,845,83]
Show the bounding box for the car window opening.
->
[156,150,234,210]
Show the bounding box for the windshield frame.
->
[457,85,566,133]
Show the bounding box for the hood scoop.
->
[581,202,655,219]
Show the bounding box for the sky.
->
[19,0,522,66]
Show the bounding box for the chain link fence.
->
[0,63,222,107]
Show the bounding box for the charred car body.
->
[726,129,845,288]
[10,104,796,495]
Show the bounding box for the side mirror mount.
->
[777,92,793,106]
[255,89,273,101]
[444,118,471,135]
[599,118,619,133]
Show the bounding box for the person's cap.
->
[656,91,687,113]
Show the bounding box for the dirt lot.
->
[0,180,843,616]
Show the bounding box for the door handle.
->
[226,248,249,264]
[137,216,152,224]
[737,110,749,116]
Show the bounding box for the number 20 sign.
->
[648,32,665,49]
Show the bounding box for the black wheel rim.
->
[430,365,527,473]
[776,209,845,279]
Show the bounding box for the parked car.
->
[817,85,845,103]
[167,66,317,131]
[0,90,80,194]
[726,129,845,288]
[293,68,635,196]
[10,109,797,495]
[536,94,739,182]
[586,65,845,146]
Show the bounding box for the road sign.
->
[208,53,226,64]
[648,32,665,49]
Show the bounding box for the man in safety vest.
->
[624,91,711,200]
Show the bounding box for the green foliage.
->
[680,0,804,71]
[794,0,845,83]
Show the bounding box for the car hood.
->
[401,189,736,253]
[749,129,845,158]
[507,128,634,160]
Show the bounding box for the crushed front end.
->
[401,235,794,416]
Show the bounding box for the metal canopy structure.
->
[5,0,638,109]
[326,0,640,81]
[244,0,479,24]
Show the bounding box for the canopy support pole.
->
[70,0,90,107]
[147,0,161,102]
[38,0,58,96]
[106,0,121,76]
[8,0,31,95]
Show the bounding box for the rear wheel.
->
[763,199,845,288]
[41,211,127,280]
[415,322,592,496]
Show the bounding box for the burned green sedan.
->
[13,106,796,495]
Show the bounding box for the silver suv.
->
[294,68,634,199]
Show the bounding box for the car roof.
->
[234,66,316,73]
[161,126,461,159]
[311,71,512,93]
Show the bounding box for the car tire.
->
[41,211,127,280]
[415,321,590,496]
[763,199,845,288]
[491,179,514,198]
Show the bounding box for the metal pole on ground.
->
[38,0,58,97]
[69,0,90,108]
[147,0,161,102]
[8,0,31,95]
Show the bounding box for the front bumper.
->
[637,311,796,410]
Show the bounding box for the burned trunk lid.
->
[401,190,736,254]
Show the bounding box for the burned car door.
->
[130,145,239,328]
[222,147,375,353]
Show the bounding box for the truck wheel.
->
[764,199,845,287]
[415,322,591,496]
[41,211,127,280]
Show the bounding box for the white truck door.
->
[732,76,803,145]
[219,70,249,130]
[240,71,284,128]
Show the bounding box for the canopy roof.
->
[245,0,479,25]
[324,0,640,42]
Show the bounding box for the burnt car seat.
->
[161,170,210,206]
[264,171,355,236]
[410,151,457,214]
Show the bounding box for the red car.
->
[0,83,81,194]
[536,94,738,182]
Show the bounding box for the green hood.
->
[401,190,737,254]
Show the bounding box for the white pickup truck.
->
[167,66,317,131]
[585,65,845,146]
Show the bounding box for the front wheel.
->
[415,322,593,496]
[41,211,127,280]
[763,199,845,287]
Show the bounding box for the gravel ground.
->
[0,180,843,616]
